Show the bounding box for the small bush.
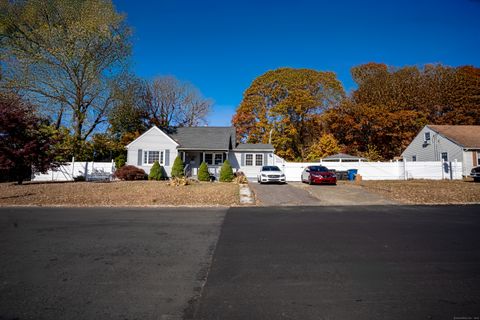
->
[198,162,210,181]
[171,156,184,178]
[73,175,86,182]
[114,165,146,181]
[115,154,126,169]
[219,160,234,182]
[234,171,248,184]
[148,160,166,180]
[168,176,191,186]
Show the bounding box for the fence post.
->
[449,161,453,180]
[454,159,458,179]
[71,156,75,180]
[441,159,445,180]
[403,158,407,180]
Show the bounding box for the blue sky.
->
[114,0,480,126]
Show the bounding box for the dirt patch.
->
[0,181,240,207]
[360,179,480,204]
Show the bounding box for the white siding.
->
[231,151,274,178]
[402,126,464,161]
[126,127,178,176]
[463,150,476,176]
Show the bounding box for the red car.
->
[301,165,337,185]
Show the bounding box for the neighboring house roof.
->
[233,143,275,151]
[428,125,480,149]
[322,153,365,161]
[166,126,236,150]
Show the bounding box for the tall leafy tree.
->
[0,0,132,156]
[108,74,147,140]
[232,68,345,161]
[306,134,341,161]
[326,63,480,159]
[0,93,62,184]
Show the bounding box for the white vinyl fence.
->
[32,159,115,182]
[272,155,463,181]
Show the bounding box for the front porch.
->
[179,150,233,178]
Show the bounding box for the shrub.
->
[115,154,126,169]
[233,171,248,184]
[198,161,210,181]
[219,160,234,182]
[171,155,184,178]
[148,160,166,180]
[114,165,146,181]
[73,175,86,182]
[168,176,192,186]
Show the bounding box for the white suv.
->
[257,166,286,184]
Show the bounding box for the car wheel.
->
[474,177,480,182]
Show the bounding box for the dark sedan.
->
[470,166,480,182]
[301,165,337,185]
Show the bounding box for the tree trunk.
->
[55,106,64,130]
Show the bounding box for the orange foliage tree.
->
[325,63,480,159]
[232,68,345,161]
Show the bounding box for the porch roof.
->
[233,143,274,152]
[177,148,229,151]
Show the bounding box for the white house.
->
[401,125,480,176]
[126,126,275,178]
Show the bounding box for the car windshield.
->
[262,166,281,171]
[309,166,329,172]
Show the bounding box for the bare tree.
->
[143,76,212,127]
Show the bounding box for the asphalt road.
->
[2,206,480,320]
[192,205,480,320]
[0,207,225,320]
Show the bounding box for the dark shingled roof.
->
[166,127,236,150]
[234,143,275,151]
[428,125,480,149]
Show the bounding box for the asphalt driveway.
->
[293,181,396,205]
[249,182,320,206]
[0,207,225,320]
[250,181,394,206]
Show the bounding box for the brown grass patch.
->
[0,181,240,207]
[360,179,480,204]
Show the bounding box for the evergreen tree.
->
[171,156,184,178]
[198,162,210,181]
[148,160,164,180]
[219,160,234,182]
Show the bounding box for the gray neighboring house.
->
[401,125,480,176]
[126,126,275,178]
